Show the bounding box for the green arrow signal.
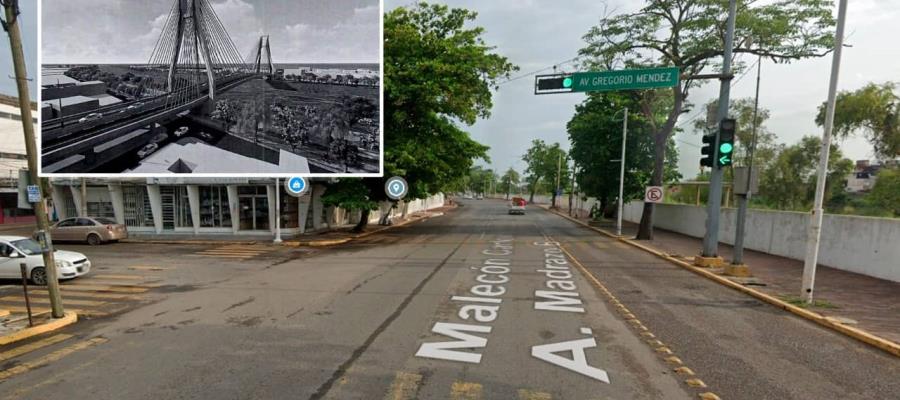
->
[719,155,731,165]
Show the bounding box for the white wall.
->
[619,201,900,283]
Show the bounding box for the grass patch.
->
[779,294,840,309]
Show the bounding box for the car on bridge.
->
[78,112,103,123]
[0,236,91,285]
[138,143,159,159]
[174,126,189,137]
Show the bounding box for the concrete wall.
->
[619,201,900,283]
[528,193,899,282]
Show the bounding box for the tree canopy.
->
[816,82,900,159]
[384,2,517,198]
[522,139,568,204]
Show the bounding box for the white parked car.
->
[137,143,159,158]
[0,236,91,285]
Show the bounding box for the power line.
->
[496,56,579,86]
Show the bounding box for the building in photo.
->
[44,178,445,238]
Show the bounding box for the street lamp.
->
[612,108,628,236]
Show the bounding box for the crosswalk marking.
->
[28,290,139,300]
[0,296,106,307]
[0,334,73,362]
[59,284,149,293]
[384,371,422,400]
[450,381,483,400]
[518,389,553,400]
[193,245,267,259]
[0,337,107,381]
[127,265,172,271]
[90,274,148,281]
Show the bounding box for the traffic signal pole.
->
[802,0,848,304]
[3,1,65,318]
[701,0,737,260]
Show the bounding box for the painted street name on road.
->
[530,240,610,383]
[415,237,514,364]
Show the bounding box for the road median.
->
[0,311,78,346]
[541,205,900,359]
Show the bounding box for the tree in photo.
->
[579,0,836,239]
[501,168,520,200]
[329,3,516,231]
[522,140,567,206]
[569,91,680,218]
[817,82,900,159]
[758,136,853,211]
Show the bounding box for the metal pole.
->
[802,0,848,303]
[274,178,282,243]
[20,263,33,327]
[4,1,65,318]
[617,108,628,236]
[555,153,562,208]
[702,0,737,257]
[733,56,762,265]
[81,178,87,216]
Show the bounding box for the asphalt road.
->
[0,200,897,399]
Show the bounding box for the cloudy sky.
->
[386,0,900,178]
[42,0,379,65]
[0,0,37,97]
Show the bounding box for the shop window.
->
[199,186,231,228]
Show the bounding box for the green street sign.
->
[572,67,680,92]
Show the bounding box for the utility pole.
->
[273,178,282,243]
[80,178,87,216]
[802,0,848,304]
[700,0,737,261]
[3,0,65,318]
[617,108,628,236]
[554,152,562,208]
[731,55,762,271]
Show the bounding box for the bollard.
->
[19,263,33,327]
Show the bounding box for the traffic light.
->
[534,74,574,94]
[717,118,736,167]
[700,134,715,167]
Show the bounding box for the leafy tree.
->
[500,168,520,199]
[816,82,900,159]
[758,136,852,210]
[522,140,567,206]
[320,179,379,233]
[579,0,836,239]
[866,167,900,217]
[329,3,516,231]
[569,91,680,216]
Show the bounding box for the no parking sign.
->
[644,186,664,203]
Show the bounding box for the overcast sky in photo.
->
[42,0,380,65]
[0,0,38,97]
[386,0,900,178]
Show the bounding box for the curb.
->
[0,311,78,346]
[543,207,900,359]
[284,210,449,247]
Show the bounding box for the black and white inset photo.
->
[40,0,382,176]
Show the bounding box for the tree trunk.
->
[352,209,370,233]
[636,84,684,240]
[528,184,536,203]
[550,192,557,209]
[599,196,608,219]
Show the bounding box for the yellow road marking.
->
[59,285,148,293]
[28,290,139,300]
[2,306,106,318]
[0,296,106,307]
[74,281,161,288]
[127,265,172,271]
[592,241,610,249]
[90,274,148,281]
[450,381,482,400]
[384,371,422,400]
[0,334,73,361]
[0,337,107,381]
[518,389,553,400]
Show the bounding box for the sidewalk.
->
[558,208,900,344]
[123,205,454,246]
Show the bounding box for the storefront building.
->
[47,178,445,238]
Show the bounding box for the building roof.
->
[127,140,310,174]
[41,74,79,86]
